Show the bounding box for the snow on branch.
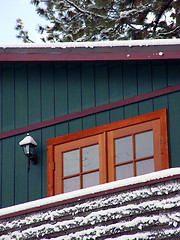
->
[64,0,108,20]
[158,26,180,36]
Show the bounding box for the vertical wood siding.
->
[0,60,180,208]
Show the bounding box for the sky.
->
[0,0,46,43]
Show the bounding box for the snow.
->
[0,168,180,239]
[2,211,179,239]
[0,168,180,218]
[159,52,164,56]
[1,181,179,232]
[0,39,180,50]
[1,191,180,239]
[19,133,37,146]
[105,227,180,240]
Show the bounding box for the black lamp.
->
[19,133,38,172]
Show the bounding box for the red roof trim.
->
[0,83,180,140]
[0,50,180,62]
[0,173,179,220]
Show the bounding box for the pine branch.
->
[158,26,180,36]
[153,0,174,33]
[64,0,108,20]
[15,19,35,43]
[16,0,180,42]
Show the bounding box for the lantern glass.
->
[22,143,35,157]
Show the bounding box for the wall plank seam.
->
[0,84,180,140]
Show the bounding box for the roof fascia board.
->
[0,50,179,62]
[0,39,180,61]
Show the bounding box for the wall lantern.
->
[19,133,38,172]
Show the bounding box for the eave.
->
[0,39,180,62]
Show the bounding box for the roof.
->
[0,168,180,219]
[0,39,180,62]
[0,168,180,239]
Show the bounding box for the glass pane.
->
[24,145,30,155]
[115,163,134,180]
[63,149,79,176]
[115,136,133,163]
[63,176,80,193]
[135,131,153,159]
[136,158,154,176]
[82,144,99,172]
[83,171,99,188]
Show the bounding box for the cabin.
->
[0,39,180,239]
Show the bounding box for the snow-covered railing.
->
[0,168,180,239]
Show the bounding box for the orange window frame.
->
[47,109,169,197]
[107,119,161,182]
[54,133,106,195]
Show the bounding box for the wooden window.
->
[53,134,106,194]
[47,109,169,197]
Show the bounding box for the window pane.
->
[63,176,80,193]
[135,131,153,159]
[115,163,133,180]
[136,158,154,176]
[115,136,133,163]
[83,171,99,188]
[63,149,79,176]
[82,144,99,172]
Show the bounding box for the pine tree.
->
[16,0,180,43]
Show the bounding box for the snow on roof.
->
[0,168,180,218]
[0,39,180,62]
[0,39,180,50]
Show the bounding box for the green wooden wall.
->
[0,60,180,208]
